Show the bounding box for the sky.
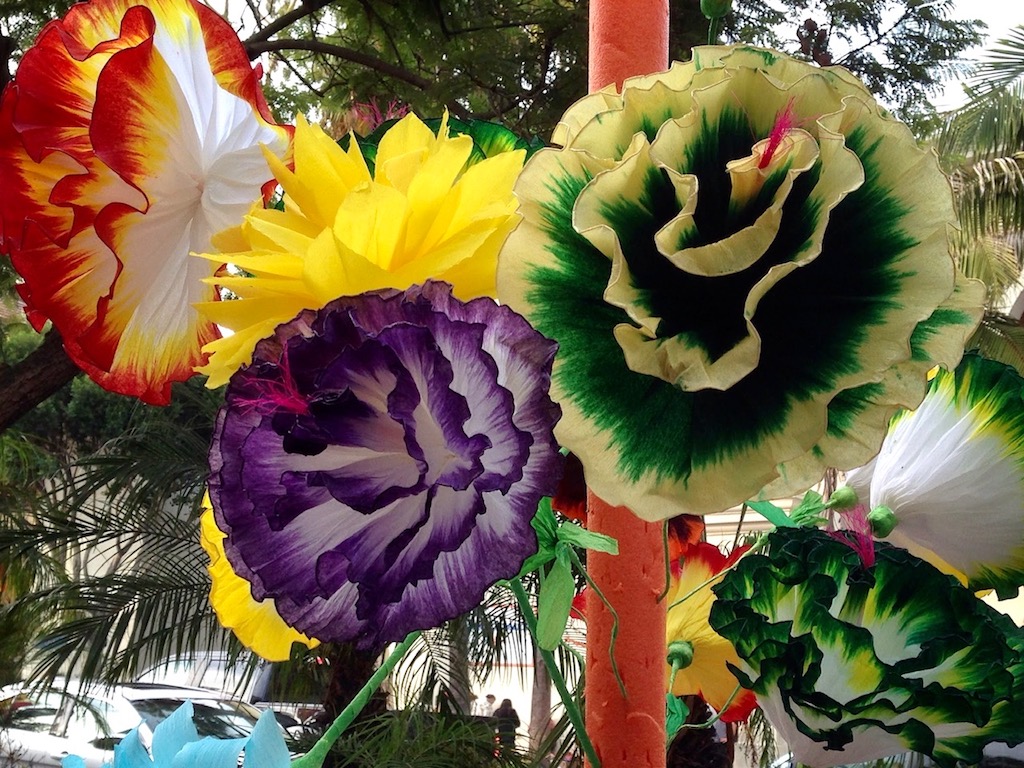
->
[935,0,1024,109]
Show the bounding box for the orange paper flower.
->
[0,0,292,404]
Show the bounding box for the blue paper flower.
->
[61,700,289,768]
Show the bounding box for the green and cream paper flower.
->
[497,45,984,519]
[709,527,1024,768]
[845,353,1024,597]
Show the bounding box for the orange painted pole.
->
[585,5,670,767]
[585,491,668,767]
[589,0,670,92]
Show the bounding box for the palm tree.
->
[935,25,1024,371]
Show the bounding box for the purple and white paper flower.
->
[208,281,562,648]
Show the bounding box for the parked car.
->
[0,680,270,767]
[136,651,326,723]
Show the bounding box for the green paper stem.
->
[678,682,742,731]
[509,578,601,768]
[567,546,627,699]
[707,16,722,45]
[290,631,421,768]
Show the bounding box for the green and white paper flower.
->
[497,45,983,519]
[846,353,1024,596]
[709,527,1024,768]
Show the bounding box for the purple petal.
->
[208,281,563,648]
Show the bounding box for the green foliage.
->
[232,0,984,140]
[728,0,982,135]
[304,708,529,768]
[932,27,1024,375]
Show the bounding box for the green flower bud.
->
[701,0,733,19]
[826,486,859,511]
[867,505,898,538]
[667,640,695,671]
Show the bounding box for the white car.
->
[0,680,268,767]
[135,652,325,724]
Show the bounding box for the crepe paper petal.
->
[667,515,706,564]
[570,588,588,621]
[353,115,544,172]
[0,0,292,404]
[665,541,756,723]
[552,451,588,523]
[496,44,983,520]
[200,496,319,661]
[208,281,562,649]
[87,702,289,767]
[195,112,528,388]
[845,353,1024,597]
[237,709,293,768]
[709,527,1024,768]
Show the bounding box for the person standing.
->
[493,698,520,750]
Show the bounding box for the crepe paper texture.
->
[195,112,528,388]
[710,526,1024,768]
[665,541,756,722]
[208,282,562,650]
[497,44,984,520]
[846,353,1024,597]
[200,495,319,662]
[61,701,289,768]
[0,0,291,404]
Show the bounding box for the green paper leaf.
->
[536,555,576,650]
[745,499,798,528]
[666,694,690,744]
[557,521,619,555]
[789,490,827,526]
[518,497,559,576]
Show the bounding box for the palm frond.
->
[950,154,1024,248]
[320,709,531,768]
[966,315,1024,375]
[968,25,1024,96]
[936,79,1024,163]
[0,391,227,688]
[954,233,1021,306]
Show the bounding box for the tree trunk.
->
[529,636,553,753]
[0,328,79,433]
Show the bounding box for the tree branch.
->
[243,0,335,48]
[247,38,433,89]
[245,38,474,119]
[0,328,79,433]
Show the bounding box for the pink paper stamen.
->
[233,352,310,417]
[826,503,875,568]
[758,98,798,169]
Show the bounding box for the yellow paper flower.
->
[200,496,318,661]
[666,541,756,721]
[195,112,526,387]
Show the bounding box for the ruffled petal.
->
[200,498,319,661]
[710,527,1024,768]
[497,45,982,519]
[845,354,1024,596]
[1,0,292,403]
[666,541,755,721]
[208,282,562,648]
[195,113,527,387]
